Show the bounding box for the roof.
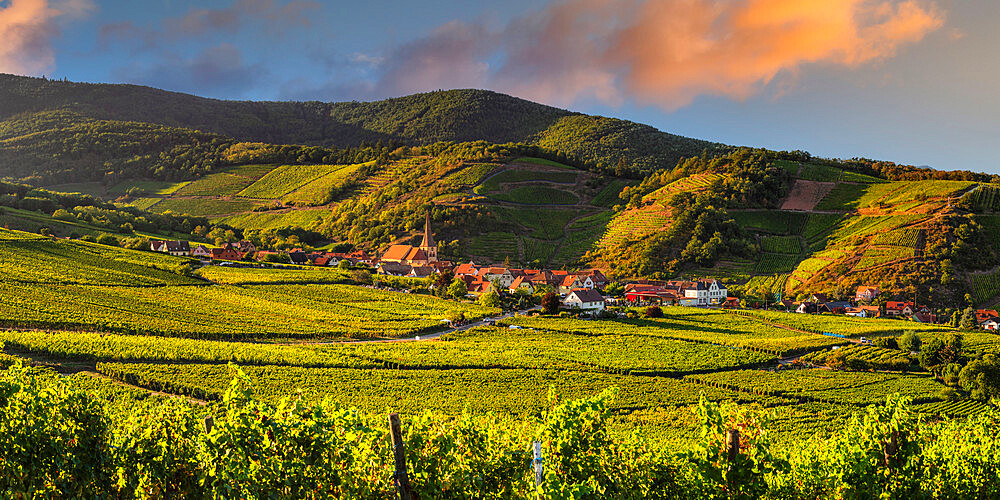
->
[509,276,527,289]
[382,245,414,261]
[567,288,604,303]
[454,262,478,275]
[857,286,879,293]
[165,241,190,252]
[404,247,427,261]
[409,266,436,278]
[561,275,580,287]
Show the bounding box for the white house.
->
[563,289,605,311]
[191,245,212,260]
[981,318,1000,331]
[680,280,726,306]
[480,268,516,288]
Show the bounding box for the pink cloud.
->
[0,0,93,76]
[359,0,944,110]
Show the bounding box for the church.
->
[380,211,439,265]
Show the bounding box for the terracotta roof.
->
[382,245,414,261]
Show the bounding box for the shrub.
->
[645,306,663,318]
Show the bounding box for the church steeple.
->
[420,210,435,249]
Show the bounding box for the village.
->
[148,213,1000,330]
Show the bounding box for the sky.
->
[1,0,997,173]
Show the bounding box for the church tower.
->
[419,210,438,262]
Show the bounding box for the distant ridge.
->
[0,73,725,178]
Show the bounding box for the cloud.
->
[0,0,94,75]
[338,0,943,110]
[101,0,319,48]
[113,43,264,97]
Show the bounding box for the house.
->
[481,268,516,288]
[407,265,436,278]
[912,312,938,324]
[845,305,880,318]
[976,309,999,324]
[563,288,605,311]
[312,256,333,267]
[624,285,681,305]
[582,270,609,289]
[675,280,727,306]
[377,262,412,276]
[191,245,212,260]
[796,302,820,314]
[236,240,256,254]
[508,276,535,294]
[981,318,1000,331]
[210,243,242,261]
[150,240,191,257]
[379,211,439,265]
[288,251,309,266]
[821,301,852,314]
[722,297,741,309]
[558,274,594,294]
[808,293,829,304]
[855,286,880,302]
[885,301,915,316]
[454,261,479,277]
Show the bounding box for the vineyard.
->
[799,344,913,371]
[760,235,801,254]
[642,172,723,205]
[755,253,800,274]
[236,164,346,199]
[0,282,495,339]
[969,267,1000,303]
[685,369,944,405]
[0,232,200,285]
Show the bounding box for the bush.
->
[645,306,663,318]
[899,330,921,352]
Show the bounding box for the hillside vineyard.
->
[2,74,1000,499]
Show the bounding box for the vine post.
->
[532,441,544,497]
[388,413,414,500]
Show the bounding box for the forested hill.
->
[0,73,723,176]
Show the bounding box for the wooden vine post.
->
[727,429,741,463]
[388,413,415,500]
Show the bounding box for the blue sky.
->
[4,0,998,173]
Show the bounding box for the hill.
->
[0,73,723,181]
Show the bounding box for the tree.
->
[478,288,501,308]
[645,306,663,318]
[959,307,978,330]
[337,259,351,270]
[898,331,921,352]
[959,355,1000,401]
[434,269,455,297]
[447,278,468,300]
[541,292,560,314]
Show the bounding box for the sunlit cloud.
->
[333,0,944,110]
[0,0,94,75]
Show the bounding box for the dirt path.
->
[7,350,209,405]
[274,307,540,346]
